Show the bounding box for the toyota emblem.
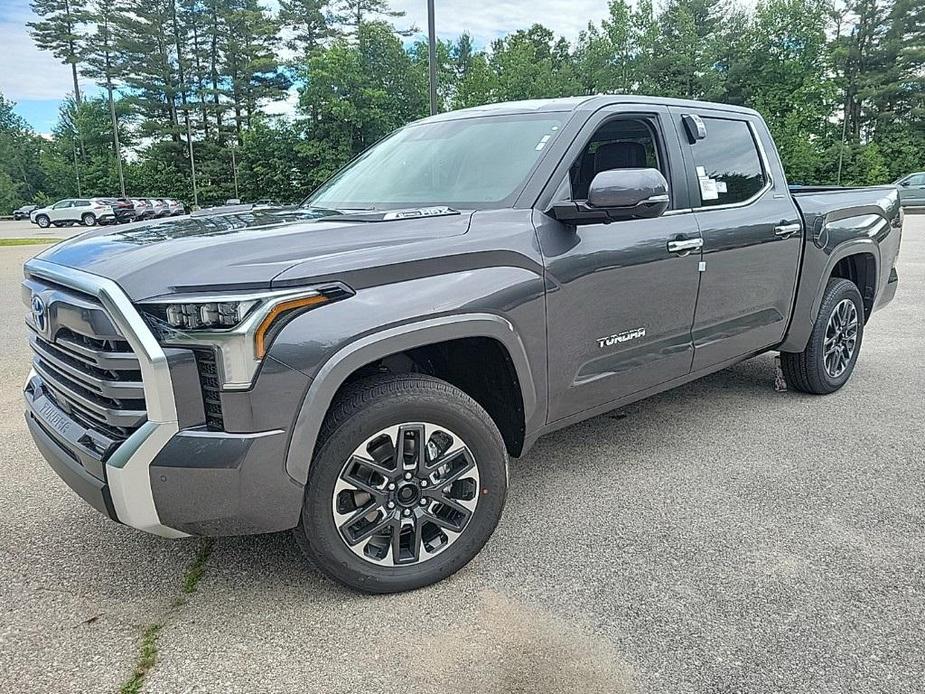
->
[31,295,47,333]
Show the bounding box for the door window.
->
[52,200,72,209]
[690,118,766,207]
[902,174,925,186]
[74,200,91,207]
[567,117,666,202]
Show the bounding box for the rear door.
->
[535,104,703,422]
[669,108,803,371]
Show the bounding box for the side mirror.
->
[549,168,670,225]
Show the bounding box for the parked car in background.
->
[130,198,153,219]
[29,198,121,228]
[13,204,37,220]
[104,198,138,224]
[165,199,186,216]
[895,172,925,207]
[148,198,171,218]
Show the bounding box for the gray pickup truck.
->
[22,96,902,593]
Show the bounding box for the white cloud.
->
[0,6,93,101]
[263,84,300,119]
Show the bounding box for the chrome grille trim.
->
[24,258,186,538]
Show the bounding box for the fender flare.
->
[779,237,882,353]
[284,313,537,485]
[809,239,881,321]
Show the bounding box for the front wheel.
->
[35,215,50,229]
[295,374,508,593]
[781,278,865,394]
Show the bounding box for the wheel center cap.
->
[396,483,419,506]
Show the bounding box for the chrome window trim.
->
[23,258,188,538]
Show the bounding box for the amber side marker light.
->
[255,294,328,358]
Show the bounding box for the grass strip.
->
[118,539,215,694]
[0,238,63,246]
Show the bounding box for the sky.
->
[0,0,613,134]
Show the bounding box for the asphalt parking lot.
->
[0,218,88,240]
[1,217,923,693]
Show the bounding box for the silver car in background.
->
[164,199,186,216]
[131,198,155,219]
[896,172,925,207]
[148,199,171,218]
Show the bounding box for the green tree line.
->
[1,0,923,214]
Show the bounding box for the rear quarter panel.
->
[779,186,901,352]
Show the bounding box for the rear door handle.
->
[774,223,801,238]
[667,237,703,255]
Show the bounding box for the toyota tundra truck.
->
[21,96,902,593]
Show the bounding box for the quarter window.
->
[691,118,766,207]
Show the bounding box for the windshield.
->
[304,114,564,210]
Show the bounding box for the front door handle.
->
[667,237,703,255]
[774,223,801,238]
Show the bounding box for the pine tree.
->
[28,0,88,103]
[82,0,126,195]
[279,0,337,55]
[336,0,409,35]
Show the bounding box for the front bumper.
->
[22,259,306,538]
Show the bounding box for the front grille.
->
[26,281,147,443]
[194,348,224,430]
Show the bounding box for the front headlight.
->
[138,285,348,389]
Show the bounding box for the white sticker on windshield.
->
[535,134,552,151]
[696,166,707,178]
[716,180,727,194]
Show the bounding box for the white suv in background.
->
[30,198,117,228]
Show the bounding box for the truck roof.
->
[422,95,761,123]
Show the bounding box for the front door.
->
[898,173,925,206]
[669,108,803,370]
[536,107,703,423]
[50,200,73,223]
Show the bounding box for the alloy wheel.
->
[823,298,859,378]
[331,423,481,567]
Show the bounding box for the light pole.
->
[427,0,438,115]
[230,144,240,201]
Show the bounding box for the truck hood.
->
[34,206,473,300]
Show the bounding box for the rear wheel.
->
[81,213,96,226]
[781,278,864,394]
[35,215,50,229]
[295,374,508,593]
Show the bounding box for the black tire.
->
[35,214,50,229]
[781,278,865,394]
[81,213,96,226]
[295,373,508,593]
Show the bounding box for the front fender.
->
[265,266,547,485]
[281,313,538,484]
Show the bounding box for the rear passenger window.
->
[691,118,766,207]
